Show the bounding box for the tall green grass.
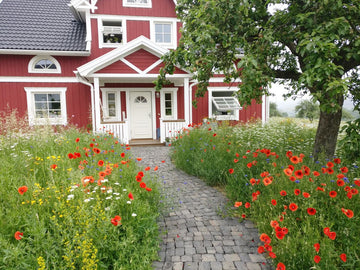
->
[171,118,359,270]
[0,125,162,269]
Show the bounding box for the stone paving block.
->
[215,253,225,262]
[214,246,224,254]
[172,256,181,262]
[206,247,216,254]
[234,260,248,269]
[224,253,241,262]
[249,253,267,263]
[183,262,199,270]
[173,262,183,270]
[185,246,196,255]
[222,261,236,269]
[210,261,223,270]
[195,246,206,254]
[223,240,235,246]
[198,261,211,270]
[202,254,216,262]
[175,248,184,256]
[192,254,202,262]
[246,262,262,270]
[180,255,193,262]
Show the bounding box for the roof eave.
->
[0,49,90,56]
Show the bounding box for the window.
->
[25,88,67,125]
[155,23,171,44]
[123,0,152,8]
[98,18,126,48]
[151,21,176,49]
[134,96,148,103]
[209,88,241,120]
[101,89,121,121]
[28,56,61,73]
[161,89,178,119]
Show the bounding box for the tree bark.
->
[313,97,344,160]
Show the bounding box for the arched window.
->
[28,56,61,73]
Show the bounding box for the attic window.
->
[28,56,61,74]
[123,0,152,8]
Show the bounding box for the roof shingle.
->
[0,0,87,52]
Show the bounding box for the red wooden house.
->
[0,0,269,144]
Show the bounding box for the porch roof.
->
[76,36,192,85]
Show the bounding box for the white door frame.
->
[126,88,156,140]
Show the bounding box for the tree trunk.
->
[313,97,344,160]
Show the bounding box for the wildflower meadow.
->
[170,118,359,270]
[0,124,162,269]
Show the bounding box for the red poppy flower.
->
[314,243,320,253]
[340,253,347,262]
[283,168,293,176]
[140,182,146,188]
[136,157,142,161]
[257,246,265,254]
[303,192,310,198]
[234,159,239,163]
[341,208,354,218]
[282,227,288,234]
[294,189,301,196]
[111,215,122,226]
[98,160,104,167]
[333,158,341,164]
[337,179,345,186]
[337,173,345,179]
[68,153,75,159]
[327,168,334,174]
[241,214,246,218]
[288,165,294,171]
[307,208,316,215]
[50,164,57,170]
[329,231,336,240]
[351,188,359,195]
[263,177,272,186]
[145,167,150,171]
[161,160,165,163]
[323,227,330,236]
[93,148,101,154]
[154,166,159,171]
[286,151,293,158]
[271,199,277,206]
[269,252,276,258]
[247,162,252,168]
[294,170,304,179]
[74,152,81,158]
[14,231,23,240]
[249,178,256,185]
[234,202,242,207]
[229,168,234,174]
[280,190,287,196]
[128,192,134,200]
[316,187,325,192]
[329,191,337,198]
[327,161,334,168]
[275,231,285,240]
[75,137,80,143]
[313,171,320,177]
[290,156,300,164]
[18,186,28,195]
[303,166,311,175]
[121,152,125,158]
[340,166,348,173]
[245,202,251,208]
[276,262,286,270]
[314,255,321,264]
[213,133,217,137]
[289,203,298,212]
[260,233,271,244]
[146,187,152,191]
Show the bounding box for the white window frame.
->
[150,19,177,49]
[123,0,152,8]
[208,87,241,121]
[160,88,178,120]
[28,56,61,74]
[101,89,122,121]
[24,87,67,125]
[98,17,127,48]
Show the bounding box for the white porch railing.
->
[101,120,129,144]
[160,119,187,143]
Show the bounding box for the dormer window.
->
[28,56,61,74]
[99,18,126,48]
[123,0,152,8]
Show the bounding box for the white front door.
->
[129,91,153,139]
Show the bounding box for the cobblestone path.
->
[130,146,272,270]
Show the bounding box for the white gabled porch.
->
[75,36,193,145]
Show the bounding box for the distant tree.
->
[269,102,282,117]
[342,108,355,120]
[295,100,320,122]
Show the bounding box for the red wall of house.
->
[127,20,150,41]
[95,0,176,17]
[0,82,91,128]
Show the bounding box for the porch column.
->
[184,77,190,125]
[94,77,101,132]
